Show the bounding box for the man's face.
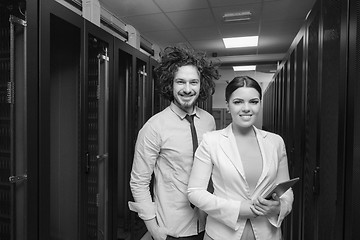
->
[172,65,200,113]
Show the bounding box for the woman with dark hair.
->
[188,76,294,240]
[129,45,220,240]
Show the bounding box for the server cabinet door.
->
[303,11,321,240]
[39,4,83,240]
[97,46,109,240]
[48,15,81,240]
[115,47,133,239]
[85,34,110,240]
[136,59,148,129]
[39,3,85,240]
[0,11,27,240]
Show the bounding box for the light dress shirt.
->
[188,124,294,240]
[129,102,216,237]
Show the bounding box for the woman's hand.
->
[250,194,281,218]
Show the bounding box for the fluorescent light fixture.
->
[223,11,252,22]
[233,65,256,71]
[223,36,259,48]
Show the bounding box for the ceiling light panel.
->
[223,36,259,48]
[233,65,256,71]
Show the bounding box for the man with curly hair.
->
[129,46,220,240]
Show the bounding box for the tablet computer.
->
[263,177,300,200]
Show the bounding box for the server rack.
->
[344,0,360,239]
[262,0,350,239]
[39,1,83,239]
[1,0,160,239]
[0,0,38,239]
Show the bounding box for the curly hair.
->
[154,45,220,102]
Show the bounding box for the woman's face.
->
[226,87,261,129]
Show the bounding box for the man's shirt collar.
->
[170,101,198,120]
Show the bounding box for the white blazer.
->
[188,124,294,240]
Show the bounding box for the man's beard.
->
[174,94,197,111]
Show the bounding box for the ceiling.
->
[100,0,316,74]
